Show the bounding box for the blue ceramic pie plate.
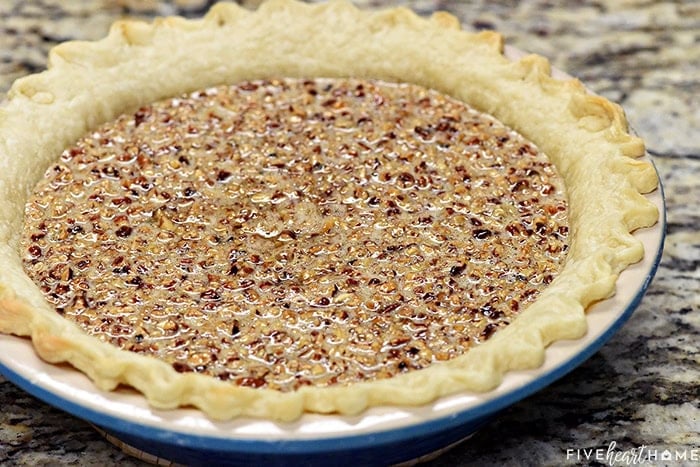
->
[0,47,666,465]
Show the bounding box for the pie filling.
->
[20,78,568,391]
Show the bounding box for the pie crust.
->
[0,0,658,421]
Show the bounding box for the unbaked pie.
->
[0,0,658,421]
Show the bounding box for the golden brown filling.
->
[21,78,568,391]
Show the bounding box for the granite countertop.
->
[0,1,697,465]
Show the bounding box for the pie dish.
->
[0,0,658,423]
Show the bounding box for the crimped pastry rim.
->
[0,0,658,421]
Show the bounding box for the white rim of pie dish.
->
[0,45,666,456]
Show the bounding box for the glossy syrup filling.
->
[21,78,569,391]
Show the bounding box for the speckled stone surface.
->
[0,1,697,466]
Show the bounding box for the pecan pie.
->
[0,0,658,421]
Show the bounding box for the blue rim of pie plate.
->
[0,161,665,466]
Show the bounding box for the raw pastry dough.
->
[0,0,658,421]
